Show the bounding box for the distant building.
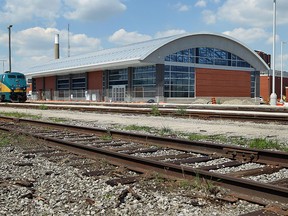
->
[25,33,271,103]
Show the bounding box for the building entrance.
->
[112,85,126,101]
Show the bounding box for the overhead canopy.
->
[25,33,269,78]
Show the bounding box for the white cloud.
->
[108,29,152,45]
[195,0,207,8]
[64,0,126,21]
[223,28,270,44]
[217,0,288,28]
[0,0,61,26]
[109,29,187,46]
[173,3,190,12]
[155,29,186,38]
[4,27,101,71]
[266,34,280,45]
[202,10,216,24]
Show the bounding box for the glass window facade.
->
[57,79,69,90]
[72,77,86,89]
[165,47,252,68]
[250,71,258,98]
[133,66,156,97]
[133,66,156,86]
[57,74,86,90]
[164,65,195,98]
[108,69,128,87]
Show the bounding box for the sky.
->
[1,0,288,73]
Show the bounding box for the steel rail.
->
[0,124,287,205]
[0,116,287,167]
[0,117,288,204]
[1,103,288,123]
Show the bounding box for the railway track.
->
[1,102,288,123]
[0,116,287,213]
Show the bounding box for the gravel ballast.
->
[0,145,263,216]
[0,106,286,215]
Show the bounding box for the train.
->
[0,71,27,102]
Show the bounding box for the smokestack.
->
[54,34,60,59]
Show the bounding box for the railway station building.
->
[25,33,273,104]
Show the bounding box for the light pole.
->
[7,25,13,73]
[270,0,277,105]
[280,41,286,103]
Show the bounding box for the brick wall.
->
[260,76,271,102]
[195,68,251,97]
[260,76,288,101]
[88,71,103,89]
[35,78,44,91]
[45,76,56,90]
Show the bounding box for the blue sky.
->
[0,0,288,73]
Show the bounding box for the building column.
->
[42,77,46,100]
[155,64,165,103]
[104,70,109,102]
[127,67,133,102]
[255,71,260,97]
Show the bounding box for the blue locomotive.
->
[0,72,27,102]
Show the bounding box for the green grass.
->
[0,133,13,147]
[0,132,36,147]
[48,117,68,123]
[159,126,173,136]
[175,106,187,116]
[100,135,112,141]
[188,133,209,141]
[39,104,48,110]
[150,105,161,116]
[123,124,154,133]
[0,111,41,120]
[248,138,282,150]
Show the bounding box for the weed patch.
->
[39,104,48,110]
[176,106,187,116]
[159,126,173,136]
[124,124,154,133]
[0,111,41,120]
[150,105,160,116]
[248,138,282,150]
[100,135,112,141]
[48,117,68,123]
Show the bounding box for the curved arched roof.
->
[25,33,269,77]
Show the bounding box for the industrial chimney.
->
[54,34,60,59]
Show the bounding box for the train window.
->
[17,75,25,79]
[8,75,16,78]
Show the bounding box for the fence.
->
[29,87,158,102]
[31,89,104,102]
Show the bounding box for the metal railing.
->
[30,89,104,102]
[29,87,159,102]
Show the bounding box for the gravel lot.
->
[0,106,287,145]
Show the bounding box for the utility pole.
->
[280,41,286,103]
[270,0,277,105]
[7,25,13,73]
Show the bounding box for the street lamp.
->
[7,25,13,73]
[280,41,286,103]
[270,0,277,105]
